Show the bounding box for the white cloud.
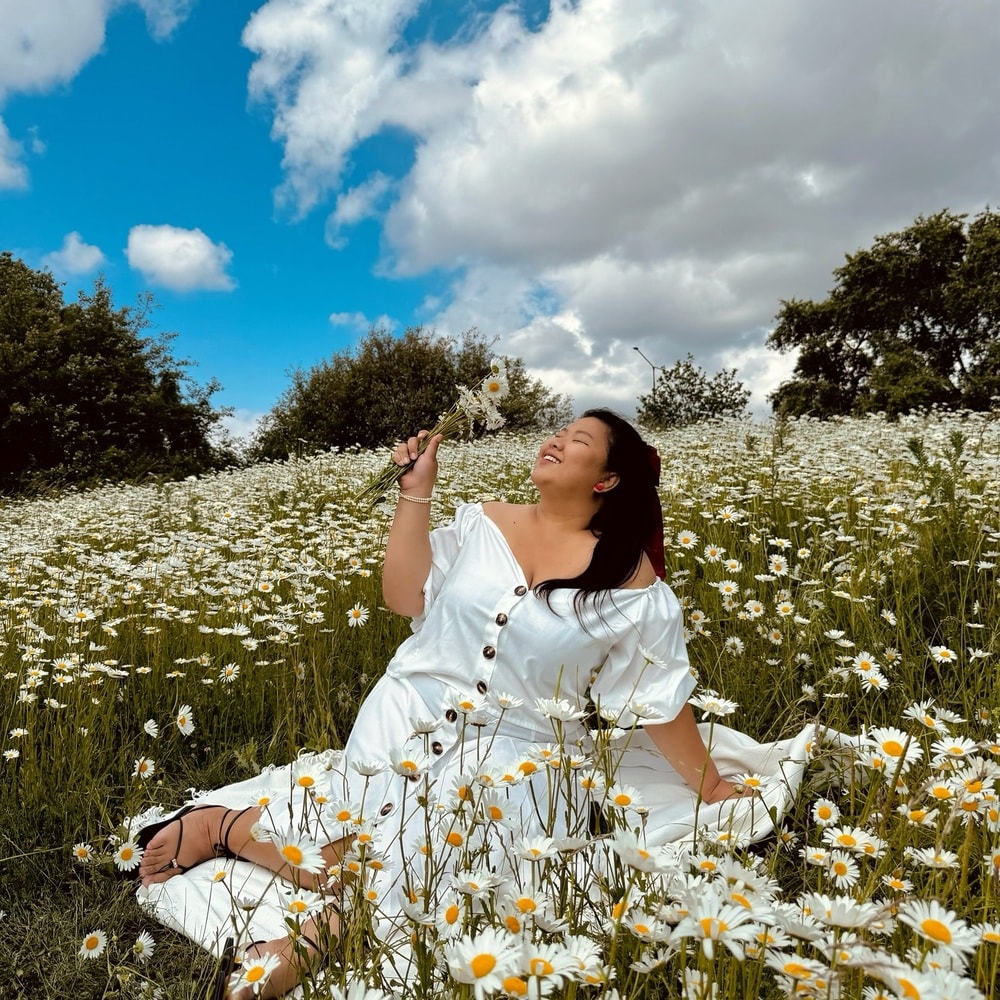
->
[0,1,195,186]
[0,117,27,188]
[246,0,1000,414]
[216,408,266,444]
[41,231,106,275]
[135,0,195,41]
[126,224,235,292]
[325,172,392,248]
[329,310,394,333]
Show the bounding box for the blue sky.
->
[2,1,999,438]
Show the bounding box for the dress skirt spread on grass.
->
[132,503,817,983]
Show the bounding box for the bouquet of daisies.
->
[354,358,509,506]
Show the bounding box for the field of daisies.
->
[2,411,999,1000]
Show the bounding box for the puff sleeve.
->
[409,503,478,633]
[589,581,698,729]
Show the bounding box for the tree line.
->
[2,206,998,495]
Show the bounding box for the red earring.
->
[594,484,605,492]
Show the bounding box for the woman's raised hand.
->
[393,430,443,497]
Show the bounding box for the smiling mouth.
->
[542,454,561,464]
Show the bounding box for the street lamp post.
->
[633,346,660,395]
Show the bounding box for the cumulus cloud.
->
[41,231,106,275]
[126,224,235,292]
[0,1,193,185]
[0,118,27,188]
[245,0,1000,412]
[325,172,393,248]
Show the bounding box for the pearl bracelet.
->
[398,493,433,504]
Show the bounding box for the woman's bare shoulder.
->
[481,500,533,524]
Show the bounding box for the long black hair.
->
[534,409,660,613]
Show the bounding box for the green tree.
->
[768,208,1000,418]
[0,252,233,494]
[251,327,573,458]
[636,353,750,428]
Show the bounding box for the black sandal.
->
[134,805,255,880]
[210,936,237,1000]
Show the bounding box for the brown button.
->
[495,613,508,626]
[482,645,496,659]
[379,802,394,816]
[514,585,527,596]
[476,680,488,695]
[431,741,444,755]
[445,708,458,723]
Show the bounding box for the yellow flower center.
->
[297,775,315,787]
[444,903,460,924]
[882,740,904,756]
[470,954,496,978]
[613,793,631,806]
[783,962,812,978]
[836,834,857,847]
[505,915,522,933]
[700,917,728,937]
[920,918,952,943]
[84,935,100,951]
[518,761,537,775]
[898,976,921,999]
[446,831,463,847]
[516,897,536,913]
[120,847,134,861]
[489,805,503,820]
[530,958,554,976]
[281,844,304,865]
[247,967,265,983]
[503,976,528,995]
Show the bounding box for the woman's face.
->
[530,416,616,494]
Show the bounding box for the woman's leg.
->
[139,806,346,891]
[226,903,341,1000]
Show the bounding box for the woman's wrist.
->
[398,491,433,504]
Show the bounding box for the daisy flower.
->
[143,719,159,738]
[132,930,155,963]
[929,645,958,664]
[272,829,326,873]
[79,929,107,959]
[811,798,840,827]
[229,951,282,996]
[175,704,194,736]
[676,530,699,549]
[346,603,369,627]
[389,745,431,778]
[132,757,155,780]
[113,840,142,872]
[444,928,521,999]
[688,690,738,718]
[72,842,95,863]
[898,899,980,960]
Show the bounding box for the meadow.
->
[1,411,999,999]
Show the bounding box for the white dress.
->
[136,503,815,967]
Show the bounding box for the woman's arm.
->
[643,704,748,803]
[381,431,443,617]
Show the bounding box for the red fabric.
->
[645,446,666,580]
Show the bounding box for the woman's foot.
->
[138,805,234,886]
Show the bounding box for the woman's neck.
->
[532,495,598,534]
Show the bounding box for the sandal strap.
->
[215,806,256,859]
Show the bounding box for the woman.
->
[133,410,814,998]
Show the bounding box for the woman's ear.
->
[593,472,620,494]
